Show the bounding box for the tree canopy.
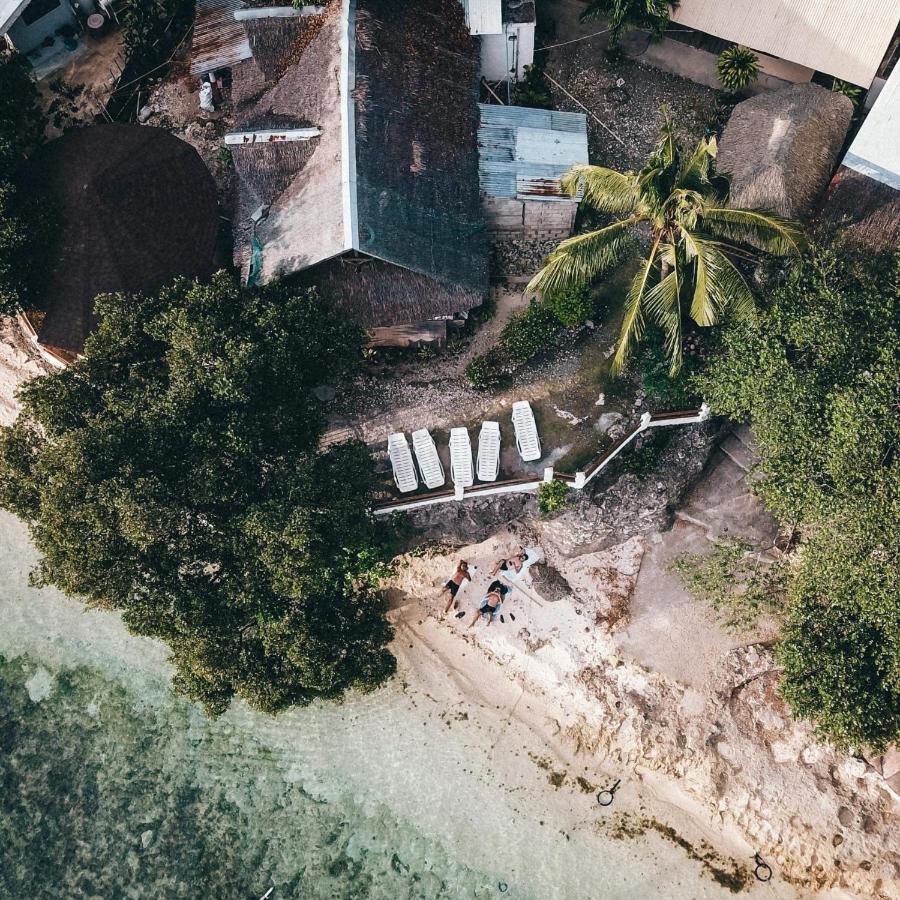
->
[527,116,803,375]
[0,273,397,715]
[0,50,46,315]
[696,240,900,750]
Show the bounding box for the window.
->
[22,0,63,27]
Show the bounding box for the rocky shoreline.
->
[388,423,900,899]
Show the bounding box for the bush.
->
[635,328,703,407]
[544,283,593,327]
[671,540,786,632]
[464,354,509,390]
[831,79,862,106]
[716,45,760,93]
[538,480,570,517]
[502,301,562,359]
[696,239,900,749]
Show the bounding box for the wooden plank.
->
[234,5,324,19]
[367,321,447,349]
[224,128,321,144]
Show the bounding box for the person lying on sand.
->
[441,560,472,613]
[489,548,528,578]
[468,581,510,628]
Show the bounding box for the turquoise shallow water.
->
[0,511,754,899]
[0,655,498,899]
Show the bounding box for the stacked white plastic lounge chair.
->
[388,432,418,493]
[512,400,541,462]
[412,428,445,489]
[449,427,474,487]
[476,421,501,482]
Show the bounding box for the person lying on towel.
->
[468,581,510,628]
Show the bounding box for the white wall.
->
[7,0,78,54]
[480,21,535,82]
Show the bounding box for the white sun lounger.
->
[388,432,418,493]
[512,400,542,462]
[449,427,474,488]
[412,428,445,489]
[476,421,501,482]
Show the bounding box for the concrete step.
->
[719,433,753,472]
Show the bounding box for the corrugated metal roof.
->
[478,103,588,200]
[460,0,502,35]
[843,64,900,189]
[672,0,900,87]
[190,0,252,76]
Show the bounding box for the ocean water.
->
[0,512,753,899]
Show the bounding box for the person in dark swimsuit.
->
[489,548,528,578]
[441,560,471,613]
[468,583,509,628]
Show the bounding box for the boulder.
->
[529,562,572,602]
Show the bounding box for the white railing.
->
[373,404,710,516]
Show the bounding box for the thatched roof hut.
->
[26,125,218,362]
[717,84,854,219]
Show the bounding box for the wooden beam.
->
[224,128,321,145]
[366,321,447,349]
[233,5,324,20]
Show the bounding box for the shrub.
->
[502,301,562,359]
[515,62,552,110]
[538,480,570,517]
[716,45,760,93]
[580,0,677,47]
[464,354,509,390]
[671,540,786,632]
[831,79,862,105]
[544,283,593,327]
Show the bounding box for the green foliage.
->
[502,301,562,359]
[633,327,703,407]
[543,283,593,327]
[528,114,804,376]
[465,300,563,389]
[580,0,678,46]
[671,540,786,632]
[716,45,760,93]
[0,273,398,716]
[0,50,46,316]
[514,62,552,110]
[831,79,862,105]
[696,239,900,749]
[537,480,570,517]
[120,0,194,70]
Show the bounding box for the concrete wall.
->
[7,0,78,55]
[481,20,535,81]
[483,196,577,238]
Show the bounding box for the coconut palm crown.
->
[526,117,804,374]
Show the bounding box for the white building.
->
[460,0,536,82]
[672,0,900,88]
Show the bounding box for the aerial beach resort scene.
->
[0,0,898,897]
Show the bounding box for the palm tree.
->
[527,117,804,374]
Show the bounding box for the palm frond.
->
[526,218,637,298]
[678,135,717,189]
[681,231,717,327]
[701,241,758,323]
[562,165,639,214]
[641,257,683,374]
[611,236,661,374]
[702,206,805,256]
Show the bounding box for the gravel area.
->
[546,46,718,170]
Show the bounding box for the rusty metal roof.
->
[190,0,252,76]
[477,103,588,201]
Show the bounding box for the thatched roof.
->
[353,0,487,298]
[26,125,218,358]
[822,166,900,250]
[717,84,854,219]
[228,0,488,325]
